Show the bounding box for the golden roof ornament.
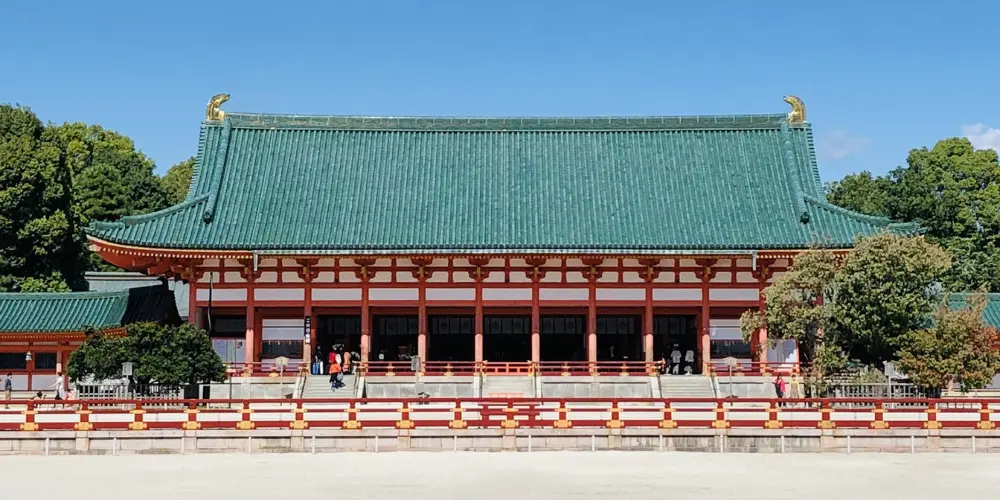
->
[783,95,806,124]
[206,93,230,121]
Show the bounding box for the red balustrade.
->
[359,361,662,376]
[224,361,307,378]
[709,361,805,376]
[0,397,994,432]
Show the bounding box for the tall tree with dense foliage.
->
[743,233,965,390]
[740,249,847,388]
[0,105,81,291]
[834,233,951,366]
[68,322,226,388]
[827,138,1000,292]
[897,293,1000,392]
[162,157,195,205]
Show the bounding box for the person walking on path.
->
[774,373,787,401]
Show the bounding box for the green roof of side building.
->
[0,285,181,334]
[87,103,920,253]
[950,294,1000,330]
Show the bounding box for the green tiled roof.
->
[949,294,1000,330]
[0,291,129,333]
[87,109,920,253]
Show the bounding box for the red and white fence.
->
[1,398,998,432]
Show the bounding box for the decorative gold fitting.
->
[130,409,146,415]
[658,420,678,429]
[784,95,806,123]
[235,421,255,430]
[817,421,836,429]
[129,422,149,431]
[448,420,468,429]
[342,420,362,430]
[206,93,230,121]
[923,421,942,430]
[711,420,730,429]
[606,420,624,429]
[552,420,571,429]
[764,420,783,429]
[289,420,308,430]
[976,421,996,430]
[395,420,415,430]
[870,421,890,430]
[74,422,93,431]
[184,408,200,415]
[19,422,39,432]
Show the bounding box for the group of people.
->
[313,347,360,391]
[3,371,68,408]
[660,345,697,375]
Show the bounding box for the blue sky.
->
[3,0,998,181]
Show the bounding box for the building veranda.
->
[85,95,920,376]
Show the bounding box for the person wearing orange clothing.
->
[329,360,342,390]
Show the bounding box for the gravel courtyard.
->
[4,452,997,499]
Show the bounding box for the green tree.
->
[16,273,73,292]
[68,322,226,388]
[74,163,128,224]
[162,157,195,205]
[0,105,81,291]
[825,171,892,217]
[45,123,170,215]
[827,138,1000,292]
[740,248,847,388]
[833,233,951,367]
[897,293,1000,392]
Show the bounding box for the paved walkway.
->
[2,452,997,499]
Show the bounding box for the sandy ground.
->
[4,452,998,499]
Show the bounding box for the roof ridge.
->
[802,195,925,234]
[215,112,795,132]
[0,290,128,300]
[87,195,208,232]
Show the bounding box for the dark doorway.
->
[539,315,586,361]
[654,315,698,374]
[316,316,361,361]
[483,315,531,362]
[596,315,641,361]
[371,315,418,362]
[427,315,475,361]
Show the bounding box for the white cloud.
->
[818,130,869,161]
[961,123,1000,152]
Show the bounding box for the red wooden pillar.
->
[468,259,488,363]
[358,258,373,361]
[417,283,427,363]
[644,289,654,363]
[696,259,717,375]
[360,287,371,361]
[754,263,772,365]
[303,276,314,365]
[583,259,602,366]
[641,258,660,364]
[188,279,198,326]
[243,263,257,367]
[474,285,484,363]
[528,260,544,364]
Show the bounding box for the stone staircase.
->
[481,375,535,398]
[659,375,716,408]
[301,374,356,399]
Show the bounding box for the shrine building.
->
[86,95,919,374]
[0,285,180,391]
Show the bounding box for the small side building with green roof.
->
[84,95,918,375]
[0,284,180,391]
